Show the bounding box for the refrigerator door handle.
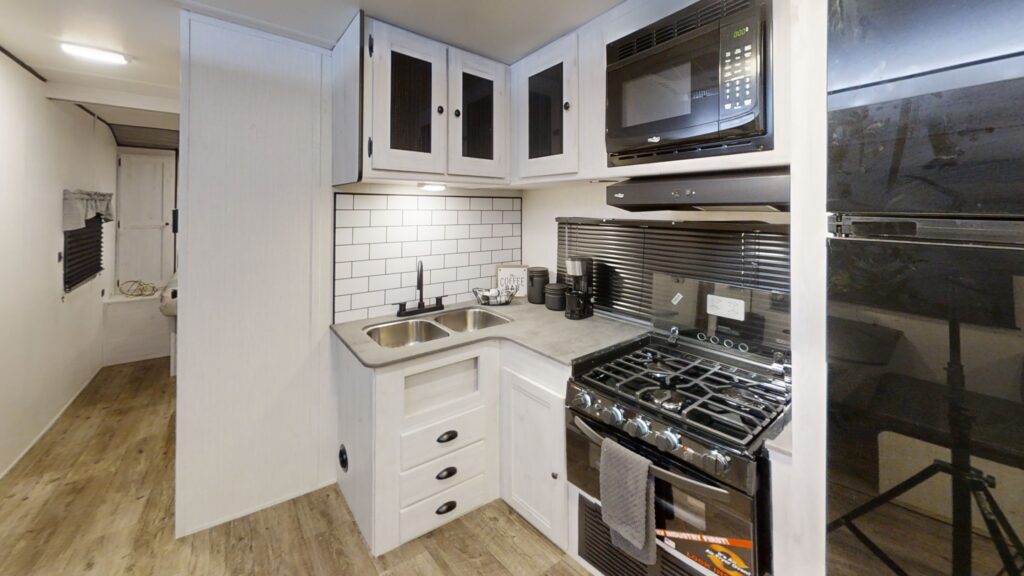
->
[831,214,1024,245]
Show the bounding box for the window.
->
[64,215,104,292]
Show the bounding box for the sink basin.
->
[366,319,449,348]
[434,308,511,333]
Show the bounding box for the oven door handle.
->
[573,416,731,503]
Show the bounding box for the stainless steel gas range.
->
[566,274,790,576]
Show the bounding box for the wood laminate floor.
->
[0,358,586,576]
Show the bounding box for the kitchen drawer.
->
[399,474,487,543]
[400,441,486,508]
[401,406,485,471]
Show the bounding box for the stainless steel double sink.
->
[365,308,511,348]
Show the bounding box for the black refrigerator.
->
[826,1,1024,574]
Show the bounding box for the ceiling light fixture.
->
[60,43,129,65]
[418,183,446,192]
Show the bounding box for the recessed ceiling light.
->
[418,183,446,192]
[61,43,129,65]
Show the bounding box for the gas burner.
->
[646,361,675,378]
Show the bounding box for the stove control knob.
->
[704,450,731,474]
[570,391,593,410]
[654,430,681,452]
[682,447,699,464]
[624,417,650,438]
[600,405,625,426]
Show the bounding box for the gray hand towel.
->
[600,439,657,565]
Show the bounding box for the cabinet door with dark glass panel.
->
[513,33,578,178]
[447,48,508,178]
[370,20,447,174]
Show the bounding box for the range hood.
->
[606,168,790,212]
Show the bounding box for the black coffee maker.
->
[564,257,593,320]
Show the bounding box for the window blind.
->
[64,215,104,292]
[556,218,790,321]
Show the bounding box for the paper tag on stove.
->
[707,294,745,321]
[671,292,684,306]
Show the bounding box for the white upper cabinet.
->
[447,48,509,178]
[369,20,448,174]
[512,33,579,179]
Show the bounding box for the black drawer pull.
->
[436,430,458,443]
[435,500,457,515]
[436,466,458,480]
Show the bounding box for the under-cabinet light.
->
[418,183,446,192]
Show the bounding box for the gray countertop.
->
[331,298,650,368]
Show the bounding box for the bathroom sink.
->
[433,308,511,333]
[366,319,449,348]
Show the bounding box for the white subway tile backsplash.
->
[371,210,403,227]
[444,252,469,268]
[337,210,369,227]
[387,226,417,243]
[337,244,369,262]
[336,277,368,295]
[352,291,384,309]
[444,225,469,239]
[354,195,387,210]
[369,273,402,291]
[418,225,445,241]
[352,259,386,277]
[445,197,470,210]
[432,210,458,225]
[469,224,492,238]
[353,227,387,244]
[457,238,481,253]
[402,241,432,257]
[334,193,520,322]
[388,195,418,210]
[458,211,481,225]
[386,257,416,274]
[369,243,402,260]
[403,210,432,226]
[418,196,445,210]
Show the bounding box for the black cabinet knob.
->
[436,466,458,480]
[454,109,461,118]
[437,105,445,114]
[436,430,459,443]
[563,101,571,111]
[435,500,458,515]
[338,445,348,472]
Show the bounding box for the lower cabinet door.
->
[500,366,568,549]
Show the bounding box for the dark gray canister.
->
[527,267,549,304]
[544,283,568,311]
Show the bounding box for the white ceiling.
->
[0,0,623,110]
[83,102,179,130]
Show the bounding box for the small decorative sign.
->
[497,265,528,297]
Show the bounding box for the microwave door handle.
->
[572,416,731,502]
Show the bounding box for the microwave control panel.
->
[720,18,760,118]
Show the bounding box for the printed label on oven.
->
[657,529,753,576]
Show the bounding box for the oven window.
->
[623,62,692,127]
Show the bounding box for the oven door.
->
[606,25,723,155]
[567,412,762,576]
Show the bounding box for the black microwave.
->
[606,0,773,167]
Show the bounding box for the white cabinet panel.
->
[369,20,448,174]
[512,33,579,178]
[500,364,568,549]
[448,48,509,178]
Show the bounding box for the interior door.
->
[448,48,508,178]
[371,20,447,174]
[116,151,175,287]
[501,365,568,548]
[513,33,578,178]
